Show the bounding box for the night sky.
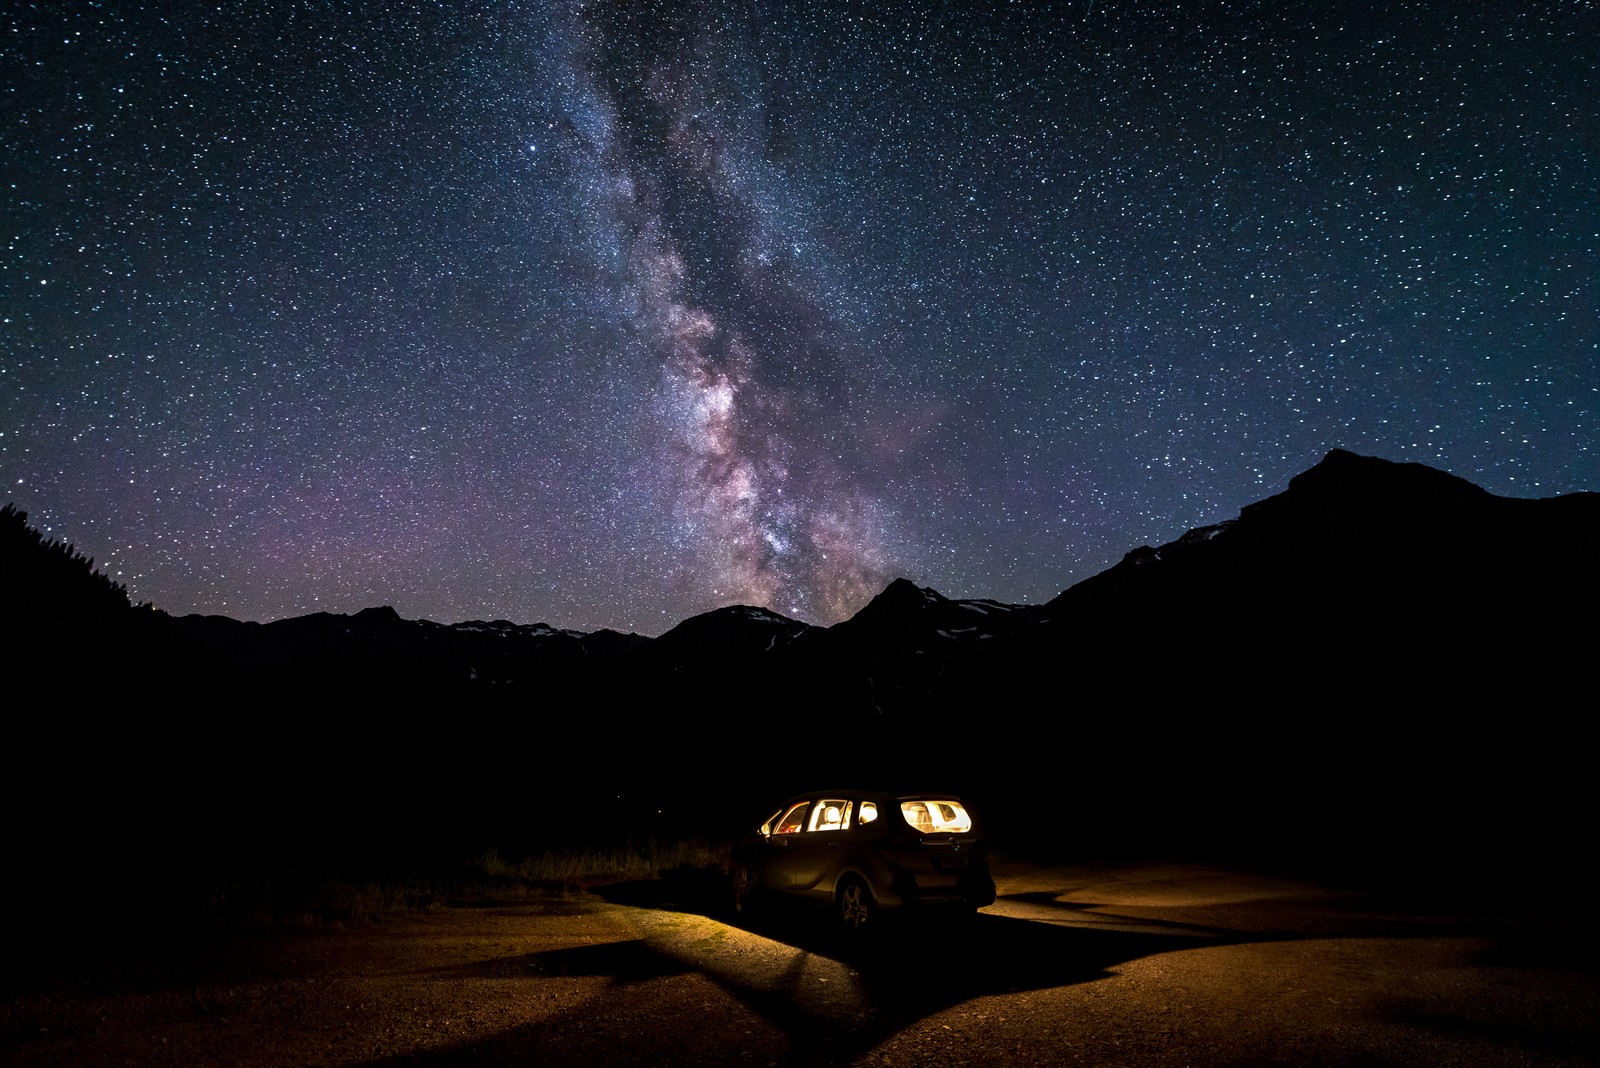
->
[4,1,1595,633]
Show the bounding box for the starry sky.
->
[4,1,1595,633]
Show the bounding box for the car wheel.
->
[731,866,755,915]
[837,877,873,932]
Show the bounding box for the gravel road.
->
[6,861,1597,1066]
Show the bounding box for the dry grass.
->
[185,838,729,929]
[197,876,448,928]
[471,837,727,885]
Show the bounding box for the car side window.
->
[858,801,878,824]
[806,800,852,832]
[771,802,810,835]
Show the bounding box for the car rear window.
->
[900,800,972,834]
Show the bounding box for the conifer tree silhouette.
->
[0,503,131,627]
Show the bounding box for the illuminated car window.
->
[900,800,973,833]
[806,800,852,832]
[772,802,810,835]
[859,802,878,823]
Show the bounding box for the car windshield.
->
[766,802,810,835]
[900,800,973,834]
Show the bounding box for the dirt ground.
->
[5,861,1597,1067]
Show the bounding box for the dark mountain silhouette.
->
[6,450,1595,877]
[16,448,1588,702]
[161,604,647,692]
[1041,448,1599,653]
[827,577,1037,649]
[653,604,819,660]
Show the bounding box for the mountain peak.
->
[353,605,404,625]
[846,578,948,625]
[1047,450,1598,639]
[1282,448,1488,502]
[653,602,816,656]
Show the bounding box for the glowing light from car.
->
[806,800,852,832]
[900,800,972,833]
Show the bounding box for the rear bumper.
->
[885,869,996,910]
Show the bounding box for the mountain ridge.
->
[6,449,1596,699]
[1043,446,1599,645]
[8,449,1595,871]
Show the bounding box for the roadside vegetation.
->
[180,837,731,930]
[472,837,725,886]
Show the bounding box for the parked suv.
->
[730,791,996,930]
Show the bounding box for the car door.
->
[754,800,811,889]
[783,798,853,894]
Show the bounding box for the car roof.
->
[778,790,967,805]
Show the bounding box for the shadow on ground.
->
[357,867,1294,1066]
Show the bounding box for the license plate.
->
[935,856,969,870]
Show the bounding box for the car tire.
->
[837,876,874,932]
[731,866,756,916]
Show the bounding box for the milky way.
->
[3,1,1595,632]
[567,1,893,621]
